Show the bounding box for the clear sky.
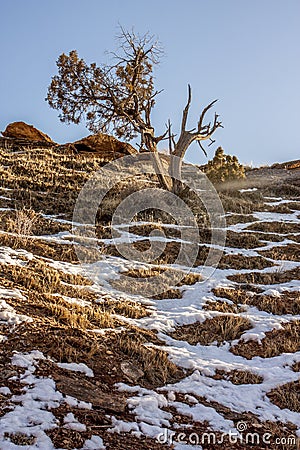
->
[1,0,299,166]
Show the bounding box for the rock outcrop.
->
[71,133,137,157]
[271,159,300,170]
[2,121,54,143]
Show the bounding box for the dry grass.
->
[104,240,209,267]
[266,203,295,214]
[267,380,300,412]
[248,231,289,243]
[4,208,39,245]
[203,299,245,314]
[231,320,300,359]
[111,266,202,296]
[96,224,121,240]
[259,243,300,262]
[213,369,263,384]
[246,221,300,234]
[0,259,92,298]
[225,230,264,249]
[220,253,273,270]
[116,332,184,385]
[1,321,102,365]
[46,428,87,450]
[151,288,183,300]
[99,298,150,318]
[213,287,300,315]
[219,191,265,214]
[105,239,271,271]
[128,223,181,239]
[228,266,300,285]
[0,146,105,217]
[262,182,300,199]
[285,201,300,210]
[170,315,252,346]
[3,433,36,446]
[2,317,181,390]
[0,233,78,263]
[6,291,117,330]
[289,233,300,243]
[0,209,70,236]
[225,214,257,225]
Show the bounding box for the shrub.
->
[205,147,245,183]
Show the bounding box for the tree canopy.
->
[47,28,223,192]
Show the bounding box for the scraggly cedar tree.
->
[47,28,223,193]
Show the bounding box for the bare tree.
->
[47,28,222,193]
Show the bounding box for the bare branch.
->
[197,99,218,134]
[181,84,192,133]
[154,127,169,143]
[197,140,208,157]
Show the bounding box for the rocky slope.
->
[0,139,299,449]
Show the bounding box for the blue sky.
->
[1,0,299,166]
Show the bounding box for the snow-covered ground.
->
[0,193,299,449]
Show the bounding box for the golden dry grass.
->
[110,266,202,297]
[6,291,116,330]
[102,233,271,270]
[123,266,203,285]
[170,315,252,346]
[1,321,102,364]
[220,253,273,270]
[0,259,92,298]
[267,380,300,413]
[225,214,257,225]
[0,233,78,262]
[219,191,266,214]
[151,288,183,300]
[116,332,184,385]
[213,287,300,315]
[128,223,181,239]
[0,209,71,236]
[246,221,300,234]
[3,433,36,446]
[213,369,263,385]
[0,146,104,217]
[231,320,300,359]
[292,361,300,372]
[225,230,264,249]
[286,201,300,210]
[258,243,300,262]
[228,266,300,285]
[203,299,245,314]
[99,298,150,318]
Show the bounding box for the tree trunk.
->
[152,151,172,191]
[144,132,172,191]
[170,132,195,194]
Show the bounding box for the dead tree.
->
[169,85,223,193]
[47,28,222,192]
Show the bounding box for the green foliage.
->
[46,30,161,140]
[205,147,245,183]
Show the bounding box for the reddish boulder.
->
[2,121,54,143]
[71,133,137,157]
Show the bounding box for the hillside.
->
[0,138,300,449]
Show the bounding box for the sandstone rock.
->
[54,374,127,412]
[120,361,144,381]
[71,133,137,157]
[2,121,54,143]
